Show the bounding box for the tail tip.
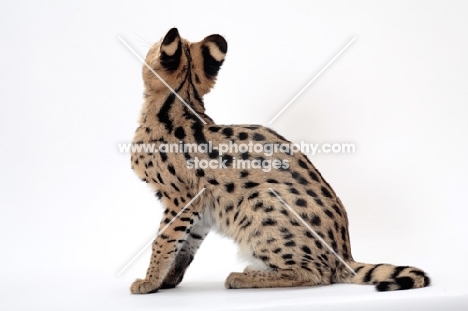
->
[376,275,431,292]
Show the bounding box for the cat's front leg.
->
[130,205,201,294]
[160,221,210,289]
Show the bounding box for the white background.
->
[1,1,468,310]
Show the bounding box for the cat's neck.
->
[138,85,213,136]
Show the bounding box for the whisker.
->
[134,32,153,47]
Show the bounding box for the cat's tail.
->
[342,261,430,291]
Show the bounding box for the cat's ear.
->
[201,34,228,78]
[159,28,182,71]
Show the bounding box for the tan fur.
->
[129,28,430,294]
[161,38,180,56]
[205,41,225,61]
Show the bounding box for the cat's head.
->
[144,28,227,97]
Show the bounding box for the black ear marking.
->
[204,34,228,54]
[202,34,228,78]
[160,28,182,71]
[162,28,180,46]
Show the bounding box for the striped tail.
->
[344,261,430,291]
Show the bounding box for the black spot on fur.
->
[222,127,233,138]
[290,219,300,226]
[296,198,307,207]
[155,191,163,200]
[321,186,332,198]
[208,179,219,185]
[315,240,322,249]
[266,179,278,183]
[208,149,219,159]
[174,226,187,232]
[157,173,164,184]
[244,182,259,188]
[225,204,234,213]
[289,188,300,194]
[252,133,265,141]
[240,170,249,178]
[331,241,338,252]
[253,201,263,211]
[301,245,312,254]
[324,209,334,219]
[190,233,203,240]
[314,198,323,206]
[311,214,321,226]
[247,192,259,200]
[238,132,248,140]
[341,226,347,241]
[239,218,252,229]
[225,183,235,193]
[309,171,319,182]
[196,169,205,177]
[208,126,221,132]
[259,255,270,262]
[160,151,167,162]
[221,154,233,167]
[170,183,180,192]
[332,204,343,217]
[174,127,186,139]
[167,164,176,175]
[291,171,309,185]
[262,218,277,226]
[284,240,296,247]
[298,159,308,169]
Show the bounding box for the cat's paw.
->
[130,278,159,294]
[224,272,245,289]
